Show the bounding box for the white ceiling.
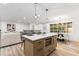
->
[0,3,79,24]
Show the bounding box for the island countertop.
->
[22,33,57,41]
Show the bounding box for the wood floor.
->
[0,44,25,56]
[0,41,79,56]
[50,41,79,56]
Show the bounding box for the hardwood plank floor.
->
[0,41,79,56]
[0,44,25,56]
[50,41,79,56]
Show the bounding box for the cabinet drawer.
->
[34,47,44,56]
[34,39,44,48]
[44,46,53,55]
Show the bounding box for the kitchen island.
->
[22,33,57,56]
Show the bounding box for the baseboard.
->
[0,42,23,48]
[65,39,79,42]
[57,38,79,44]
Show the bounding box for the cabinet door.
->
[33,39,44,56]
[44,37,54,56]
[34,47,44,56]
[34,39,44,48]
[53,36,57,49]
[44,46,53,56]
[24,40,34,56]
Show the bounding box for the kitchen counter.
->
[22,33,57,41]
[22,33,57,56]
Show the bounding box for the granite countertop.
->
[22,33,57,41]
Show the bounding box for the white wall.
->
[29,24,43,31]
[71,18,79,41]
[29,23,49,33]
[0,22,1,29]
[1,21,29,33]
[15,23,29,32]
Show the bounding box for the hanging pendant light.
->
[34,3,38,20]
[45,8,48,20]
[35,3,37,19]
[45,9,48,15]
[45,8,49,23]
[34,3,40,20]
[34,3,40,24]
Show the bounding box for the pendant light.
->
[45,9,48,16]
[35,3,37,19]
[34,3,40,20]
[45,8,49,23]
[34,3,40,24]
[32,3,39,30]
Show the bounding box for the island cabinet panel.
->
[33,47,44,56]
[33,39,44,56]
[44,37,54,56]
[44,45,53,56]
[52,35,57,50]
[34,39,44,48]
[24,40,34,56]
[23,35,57,56]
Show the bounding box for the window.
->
[50,22,72,33]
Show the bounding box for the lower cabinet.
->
[44,46,53,56]
[34,47,44,56]
[53,35,57,50]
[33,39,44,56]
[24,36,57,56]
